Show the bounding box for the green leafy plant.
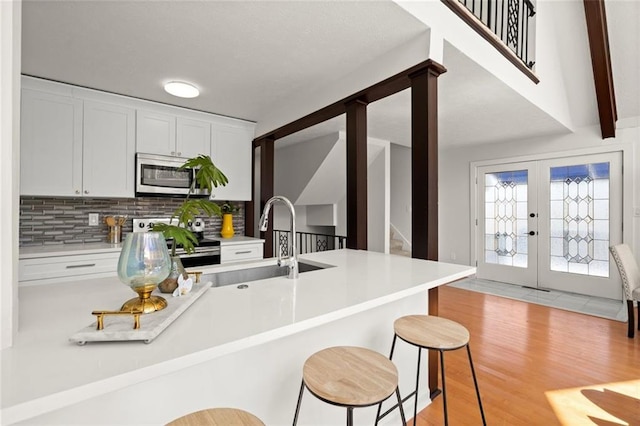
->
[152,155,228,256]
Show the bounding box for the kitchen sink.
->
[205,261,333,288]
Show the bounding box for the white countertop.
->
[19,242,124,259]
[18,235,265,259]
[1,249,474,424]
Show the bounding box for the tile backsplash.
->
[19,197,245,247]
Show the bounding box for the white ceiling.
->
[21,0,639,150]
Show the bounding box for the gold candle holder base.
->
[120,284,167,314]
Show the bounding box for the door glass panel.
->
[484,170,528,268]
[548,162,610,277]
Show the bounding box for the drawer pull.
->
[66,263,97,269]
[235,250,252,255]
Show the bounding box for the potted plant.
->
[220,201,238,239]
[152,155,228,293]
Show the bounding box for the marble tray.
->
[69,282,210,345]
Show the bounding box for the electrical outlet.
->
[634,207,640,217]
[450,252,457,261]
[89,213,99,226]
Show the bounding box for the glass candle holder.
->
[117,232,171,313]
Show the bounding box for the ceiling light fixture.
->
[164,81,200,98]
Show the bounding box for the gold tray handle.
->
[92,310,144,330]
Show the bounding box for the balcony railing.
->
[457,0,536,68]
[273,230,346,257]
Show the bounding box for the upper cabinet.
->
[83,101,136,197]
[21,81,136,198]
[211,122,254,201]
[20,77,255,200]
[21,88,83,197]
[136,110,211,158]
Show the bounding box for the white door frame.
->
[470,145,635,296]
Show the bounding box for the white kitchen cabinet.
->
[211,122,255,201]
[83,101,136,197]
[136,109,176,156]
[20,88,83,196]
[137,109,211,159]
[19,251,120,286]
[176,116,211,158]
[220,241,264,264]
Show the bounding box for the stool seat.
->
[303,346,399,407]
[394,315,469,350]
[166,408,264,426]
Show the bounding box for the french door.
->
[477,152,622,299]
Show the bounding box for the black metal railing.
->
[273,230,346,256]
[458,0,536,68]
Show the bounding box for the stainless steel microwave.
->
[135,153,209,197]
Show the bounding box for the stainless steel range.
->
[132,218,221,267]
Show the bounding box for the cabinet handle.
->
[75,190,80,194]
[176,151,182,157]
[84,190,89,194]
[171,151,176,156]
[235,250,252,255]
[66,263,96,269]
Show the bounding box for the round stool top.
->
[166,408,265,426]
[302,346,399,407]
[394,315,470,350]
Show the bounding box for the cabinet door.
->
[136,109,176,156]
[211,123,254,201]
[83,101,136,197]
[176,117,211,158]
[20,89,83,196]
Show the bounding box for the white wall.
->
[367,141,390,253]
[439,123,640,267]
[390,143,412,247]
[1,0,21,350]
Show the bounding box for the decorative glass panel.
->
[484,170,528,268]
[549,162,609,277]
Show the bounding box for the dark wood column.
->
[345,99,368,250]
[245,145,257,237]
[259,137,275,258]
[410,61,447,398]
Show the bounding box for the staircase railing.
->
[273,230,346,257]
[447,0,536,69]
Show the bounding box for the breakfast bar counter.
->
[1,249,475,425]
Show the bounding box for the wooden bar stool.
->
[378,315,486,426]
[293,346,406,426]
[166,407,264,426]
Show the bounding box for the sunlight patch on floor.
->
[546,380,640,426]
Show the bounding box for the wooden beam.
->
[259,137,275,258]
[244,145,257,238]
[253,59,447,146]
[583,0,617,139]
[410,61,447,396]
[345,99,368,250]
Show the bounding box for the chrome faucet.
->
[259,195,299,279]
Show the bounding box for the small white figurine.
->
[172,274,193,297]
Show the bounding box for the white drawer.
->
[220,244,264,264]
[19,252,120,285]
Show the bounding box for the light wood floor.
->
[413,285,640,426]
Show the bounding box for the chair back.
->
[610,244,640,301]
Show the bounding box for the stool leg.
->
[347,407,354,426]
[466,345,487,426]
[413,347,422,426]
[292,380,305,426]
[439,350,448,426]
[376,334,399,424]
[396,386,407,426]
